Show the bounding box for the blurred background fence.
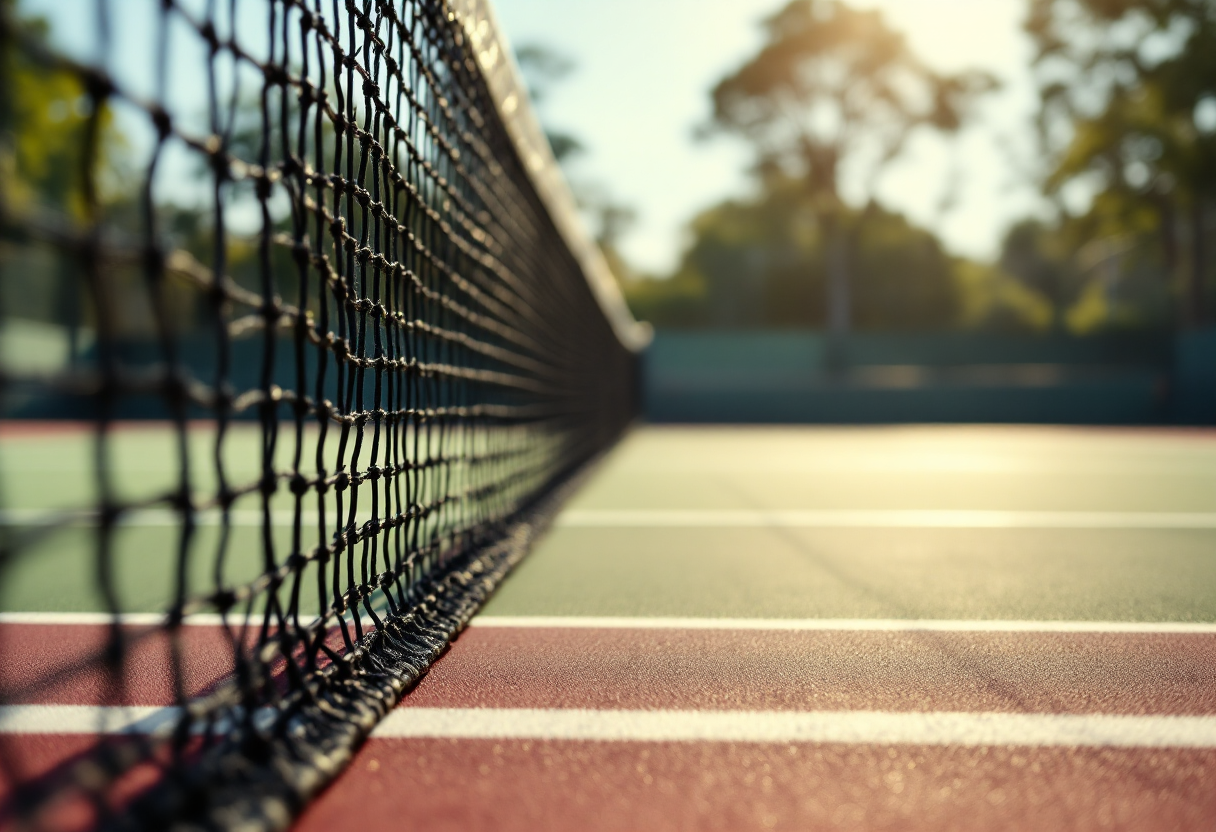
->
[643,329,1216,424]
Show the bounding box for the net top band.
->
[447,0,653,354]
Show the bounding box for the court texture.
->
[2,420,1214,831]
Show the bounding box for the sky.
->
[492,0,1051,275]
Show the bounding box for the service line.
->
[8,508,1216,529]
[555,508,1216,529]
[4,612,1214,633]
[468,616,1216,634]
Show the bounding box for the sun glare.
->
[868,0,1023,73]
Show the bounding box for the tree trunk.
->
[1155,192,1183,326]
[56,255,82,368]
[822,210,850,372]
[1192,199,1207,328]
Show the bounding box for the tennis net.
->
[0,0,646,828]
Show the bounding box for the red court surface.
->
[4,618,1216,831]
[298,740,1216,832]
[304,618,1216,831]
[5,425,1216,830]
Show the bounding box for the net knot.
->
[264,63,290,88]
[210,589,237,614]
[289,473,311,497]
[254,173,273,201]
[81,67,114,101]
[208,147,231,181]
[290,242,311,268]
[281,155,304,178]
[164,371,189,407]
[214,383,235,414]
[99,503,122,529]
[169,489,193,514]
[150,106,172,140]
[199,21,219,53]
[292,392,310,418]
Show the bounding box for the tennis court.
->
[3,0,1215,828]
[4,422,1216,830]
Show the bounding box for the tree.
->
[0,0,135,355]
[704,0,994,353]
[626,173,973,331]
[514,41,640,280]
[515,43,585,164]
[1027,0,1216,326]
[999,219,1079,327]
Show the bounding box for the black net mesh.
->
[0,0,641,827]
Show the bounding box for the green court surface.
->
[0,422,546,614]
[4,424,1216,622]
[482,425,1216,622]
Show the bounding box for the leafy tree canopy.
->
[1030,0,1216,209]
[515,42,585,163]
[707,0,996,207]
[1027,0,1216,325]
[625,173,1048,332]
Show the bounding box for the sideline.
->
[5,705,1212,749]
[4,612,1215,633]
[469,616,1216,633]
[555,508,1216,529]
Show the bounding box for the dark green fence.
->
[644,330,1216,424]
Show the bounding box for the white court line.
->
[555,508,1216,529]
[3,612,1214,634]
[0,612,227,626]
[7,508,1216,529]
[0,705,276,736]
[468,616,1216,634]
[1,509,334,527]
[0,705,183,736]
[2,705,1213,749]
[374,708,1216,748]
